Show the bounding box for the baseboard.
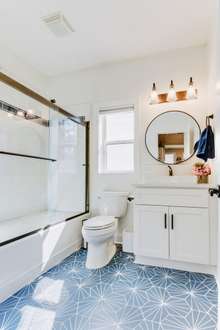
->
[135,255,217,275]
[0,240,82,303]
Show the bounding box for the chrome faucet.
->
[168,165,173,176]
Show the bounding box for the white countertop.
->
[133,175,211,190]
[133,183,210,190]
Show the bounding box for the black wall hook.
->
[206,114,214,126]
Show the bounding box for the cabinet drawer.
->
[135,188,208,208]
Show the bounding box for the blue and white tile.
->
[163,310,217,330]
[0,249,217,330]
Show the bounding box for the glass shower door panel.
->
[49,114,86,216]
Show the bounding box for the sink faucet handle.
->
[168,165,173,176]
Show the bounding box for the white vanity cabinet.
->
[134,185,216,274]
[169,207,209,264]
[134,205,169,259]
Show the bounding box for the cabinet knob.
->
[164,214,167,229]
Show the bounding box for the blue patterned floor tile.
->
[0,248,217,330]
[141,286,191,323]
[110,276,152,307]
[163,309,217,330]
[136,319,164,330]
[77,282,125,316]
[89,304,144,330]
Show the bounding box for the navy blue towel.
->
[194,125,215,162]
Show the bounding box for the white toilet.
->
[82,191,128,269]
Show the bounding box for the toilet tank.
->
[99,191,128,218]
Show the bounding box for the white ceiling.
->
[0,0,215,76]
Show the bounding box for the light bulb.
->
[149,83,159,104]
[27,109,34,115]
[17,110,25,117]
[187,77,197,99]
[167,80,176,102]
[7,112,14,118]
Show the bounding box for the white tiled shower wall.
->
[0,47,49,221]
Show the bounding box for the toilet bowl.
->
[82,216,117,269]
[82,191,128,269]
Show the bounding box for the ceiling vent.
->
[42,12,74,37]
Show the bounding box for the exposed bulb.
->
[187,77,197,99]
[17,110,25,117]
[7,112,14,118]
[167,80,176,102]
[149,83,159,104]
[27,109,34,115]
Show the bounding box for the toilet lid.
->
[84,216,116,230]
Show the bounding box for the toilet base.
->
[86,240,116,269]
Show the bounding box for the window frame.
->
[98,106,135,174]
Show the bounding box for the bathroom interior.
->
[0,1,220,329]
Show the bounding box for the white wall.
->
[47,45,209,242]
[0,46,49,221]
[207,0,220,289]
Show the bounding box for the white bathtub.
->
[0,211,88,303]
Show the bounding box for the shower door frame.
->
[0,71,90,219]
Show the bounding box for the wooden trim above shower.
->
[0,72,85,125]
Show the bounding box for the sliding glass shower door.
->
[0,76,89,223]
[49,111,89,217]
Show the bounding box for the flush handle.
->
[209,186,220,198]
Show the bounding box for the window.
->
[98,105,134,173]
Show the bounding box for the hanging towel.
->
[194,119,215,162]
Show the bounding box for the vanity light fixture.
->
[149,77,198,105]
[167,80,177,102]
[187,77,197,99]
[149,83,159,104]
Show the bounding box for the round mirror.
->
[145,111,201,165]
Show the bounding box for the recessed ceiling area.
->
[0,0,215,76]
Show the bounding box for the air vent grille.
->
[42,12,74,37]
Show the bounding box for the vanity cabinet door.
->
[169,207,210,265]
[134,205,169,259]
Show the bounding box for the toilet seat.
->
[83,216,116,230]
